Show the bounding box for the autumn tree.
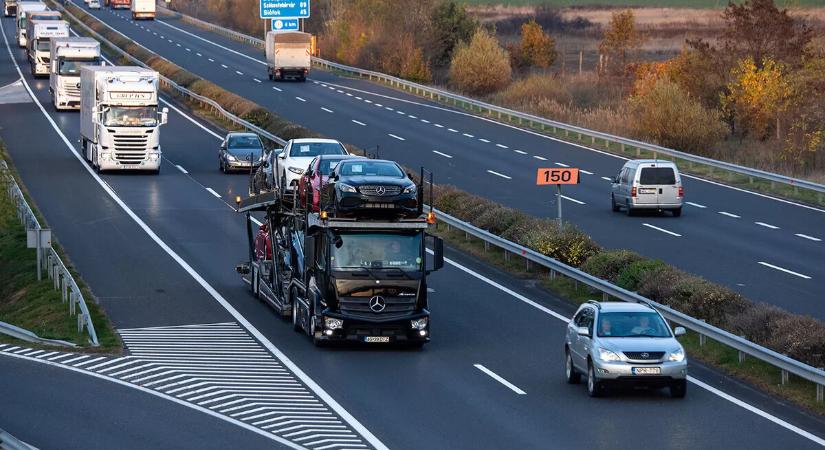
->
[517,19,557,69]
[599,9,645,74]
[428,1,477,69]
[721,57,792,140]
[449,28,512,95]
[720,0,813,67]
[783,38,825,167]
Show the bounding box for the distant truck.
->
[26,19,69,77]
[4,0,17,17]
[130,0,153,19]
[80,66,168,174]
[265,31,311,82]
[110,0,130,9]
[15,1,46,48]
[49,37,101,110]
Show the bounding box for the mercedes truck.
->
[15,1,46,48]
[80,66,168,174]
[265,31,311,82]
[26,19,69,77]
[49,37,101,110]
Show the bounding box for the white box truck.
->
[15,1,46,47]
[80,66,168,174]
[265,31,311,82]
[130,0,153,20]
[49,37,101,110]
[26,19,69,77]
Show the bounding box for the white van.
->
[611,160,684,217]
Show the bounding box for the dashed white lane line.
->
[168,39,173,43]
[206,188,221,198]
[295,97,306,102]
[364,99,373,104]
[374,103,383,107]
[755,222,780,230]
[176,43,182,47]
[719,211,740,218]
[208,58,215,62]
[336,90,344,93]
[420,119,430,124]
[448,128,458,133]
[601,176,612,181]
[321,107,334,113]
[221,64,228,68]
[757,262,811,279]
[272,86,282,92]
[346,93,353,97]
[473,364,526,395]
[478,138,490,143]
[554,162,570,167]
[388,134,405,141]
[433,150,452,159]
[196,52,202,57]
[355,96,362,100]
[434,124,444,128]
[253,78,261,83]
[642,223,682,237]
[408,115,417,119]
[560,195,585,205]
[487,170,511,180]
[580,169,594,175]
[235,70,244,75]
[351,120,366,126]
[796,233,822,242]
[396,111,406,115]
[175,165,188,174]
[534,156,548,161]
[185,47,191,52]
[513,150,527,155]
[462,133,474,138]
[686,202,707,208]
[496,144,508,149]
[385,107,393,111]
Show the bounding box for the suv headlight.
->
[338,183,357,193]
[288,166,304,175]
[324,317,343,330]
[411,317,428,330]
[667,348,685,362]
[403,184,416,194]
[598,348,621,362]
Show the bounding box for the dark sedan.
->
[325,159,419,218]
[219,132,265,173]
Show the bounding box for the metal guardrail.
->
[0,427,38,450]
[155,4,825,201]
[101,4,825,399]
[1,160,99,347]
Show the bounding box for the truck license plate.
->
[364,336,390,343]
[632,367,661,375]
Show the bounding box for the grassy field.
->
[462,0,824,8]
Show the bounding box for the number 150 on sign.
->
[536,168,580,185]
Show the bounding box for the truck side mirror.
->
[426,234,444,273]
[160,107,169,125]
[304,235,316,269]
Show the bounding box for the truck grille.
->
[359,185,401,196]
[623,351,664,360]
[338,296,416,320]
[113,133,149,164]
[65,85,80,98]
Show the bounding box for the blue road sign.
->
[271,18,300,31]
[260,1,309,19]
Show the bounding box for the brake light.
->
[678,187,684,197]
[631,186,637,198]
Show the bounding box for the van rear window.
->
[640,167,676,185]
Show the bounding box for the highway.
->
[2,9,825,449]
[68,3,825,321]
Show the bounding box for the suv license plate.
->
[632,367,661,375]
[364,336,390,343]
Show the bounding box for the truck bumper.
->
[317,310,430,345]
[33,63,49,76]
[99,158,161,171]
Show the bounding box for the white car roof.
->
[289,138,342,144]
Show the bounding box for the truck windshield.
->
[103,106,158,127]
[330,233,422,271]
[59,57,101,75]
[35,40,49,52]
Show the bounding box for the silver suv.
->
[565,301,688,398]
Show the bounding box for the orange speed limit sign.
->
[536,168,580,185]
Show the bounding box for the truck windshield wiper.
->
[379,267,412,279]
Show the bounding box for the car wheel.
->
[672,207,682,217]
[670,379,687,398]
[611,195,620,212]
[625,201,635,217]
[219,158,225,173]
[587,362,604,397]
[565,349,581,384]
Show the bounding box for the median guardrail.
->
[0,159,99,347]
[156,4,825,204]
[94,4,824,401]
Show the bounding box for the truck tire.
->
[291,288,301,332]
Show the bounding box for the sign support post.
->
[556,184,562,230]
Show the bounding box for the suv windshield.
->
[103,106,157,127]
[597,312,671,338]
[59,57,101,75]
[640,167,676,185]
[290,142,346,158]
[338,161,403,177]
[331,232,421,271]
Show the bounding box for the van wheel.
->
[565,349,581,384]
[611,195,620,212]
[625,201,635,217]
[672,207,682,217]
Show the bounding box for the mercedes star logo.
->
[640,352,650,359]
[369,296,386,312]
[375,186,386,195]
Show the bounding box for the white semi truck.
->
[80,66,168,174]
[130,0,154,20]
[15,1,46,48]
[26,19,69,77]
[49,37,101,110]
[265,31,311,82]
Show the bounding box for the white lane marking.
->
[321,107,333,113]
[755,222,780,230]
[434,124,444,128]
[168,39,173,43]
[185,47,191,52]
[396,111,405,115]
[196,52,202,57]
[351,120,366,126]
[206,188,221,198]
[487,170,511,180]
[473,364,526,395]
[642,223,682,237]
[235,70,244,75]
[221,64,228,68]
[534,156,548,161]
[253,78,261,83]
[295,97,306,102]
[686,202,706,208]
[580,170,593,175]
[462,133,474,138]
[154,20,267,66]
[354,97,362,100]
[420,119,430,123]
[554,162,569,167]
[433,150,452,159]
[346,93,352,97]
[560,195,585,205]
[385,107,393,111]
[478,138,490,143]
[176,43,181,47]
[388,134,405,141]
[496,144,508,149]
[364,99,373,104]
[757,262,811,279]
[175,165,189,174]
[208,58,215,62]
[336,90,344,93]
[408,115,417,119]
[272,86,282,92]
[1,22,385,450]
[601,176,612,181]
[374,103,383,107]
[513,150,527,155]
[719,211,741,218]
[320,84,327,87]
[796,233,821,242]
[448,128,458,133]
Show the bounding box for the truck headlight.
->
[338,183,356,193]
[667,348,685,362]
[598,348,621,362]
[411,318,428,330]
[148,153,160,161]
[100,152,111,160]
[288,166,304,175]
[324,317,343,330]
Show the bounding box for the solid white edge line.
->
[560,195,585,205]
[175,165,188,174]
[486,170,511,180]
[642,223,682,237]
[795,233,822,242]
[206,188,221,198]
[757,262,811,280]
[473,364,526,395]
[1,21,387,450]
[432,150,452,159]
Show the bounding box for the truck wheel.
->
[291,289,301,332]
[268,71,273,81]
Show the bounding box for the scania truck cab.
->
[26,19,69,77]
[80,66,168,173]
[49,37,101,110]
[15,1,46,48]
